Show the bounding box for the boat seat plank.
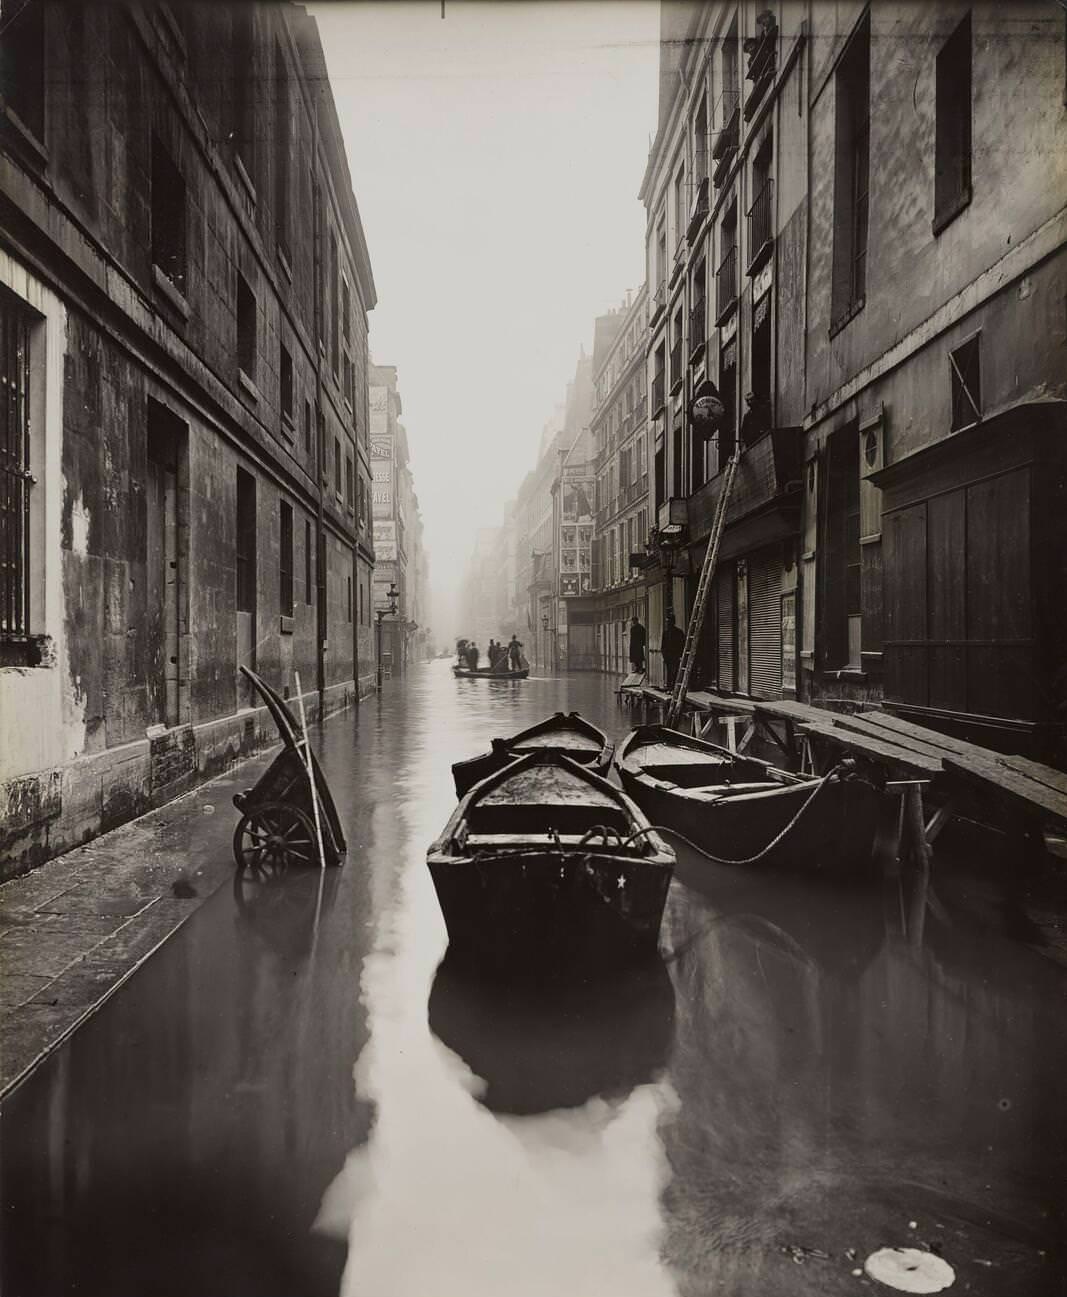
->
[464,832,643,850]
[941,755,1067,827]
[633,743,729,766]
[482,766,618,807]
[515,734,601,751]
[798,722,943,776]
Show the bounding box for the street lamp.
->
[376,580,399,689]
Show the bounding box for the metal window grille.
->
[1,293,32,642]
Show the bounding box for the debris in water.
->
[864,1247,955,1292]
[780,1243,830,1265]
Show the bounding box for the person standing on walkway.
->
[661,612,685,691]
[628,616,646,674]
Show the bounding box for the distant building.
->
[0,1,376,875]
[369,365,428,675]
[641,1,1066,758]
[572,288,651,673]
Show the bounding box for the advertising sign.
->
[781,592,796,693]
[374,520,397,561]
[559,574,580,597]
[559,473,594,597]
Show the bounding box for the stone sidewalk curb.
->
[0,741,282,1099]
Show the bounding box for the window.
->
[345,452,354,512]
[750,291,772,417]
[670,312,683,391]
[347,574,352,623]
[934,12,972,233]
[0,0,44,140]
[652,343,666,413]
[0,288,32,654]
[342,278,351,343]
[358,475,367,529]
[718,338,737,469]
[304,398,312,456]
[359,579,364,625]
[237,273,256,380]
[334,436,342,497]
[280,341,293,429]
[151,135,186,294]
[305,518,313,603]
[344,353,354,409]
[655,219,667,294]
[690,258,706,359]
[949,334,981,431]
[694,93,709,189]
[274,38,290,255]
[279,499,293,616]
[673,166,686,254]
[230,7,254,181]
[821,424,861,669]
[831,13,871,329]
[747,135,774,271]
[329,231,339,376]
[716,205,738,319]
[235,468,256,613]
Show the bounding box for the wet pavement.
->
[3,661,1066,1296]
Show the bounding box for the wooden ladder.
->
[665,445,742,729]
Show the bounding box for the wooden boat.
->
[427,751,675,970]
[452,664,529,680]
[451,711,615,797]
[615,725,881,873]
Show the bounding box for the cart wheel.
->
[232,801,319,872]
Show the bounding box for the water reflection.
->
[232,860,341,961]
[428,954,676,1115]
[658,849,1067,1294]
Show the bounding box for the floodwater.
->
[3,661,1066,1296]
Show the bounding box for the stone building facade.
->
[0,2,377,876]
[641,1,1066,757]
[369,364,428,676]
[582,287,651,674]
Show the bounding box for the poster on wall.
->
[559,574,580,597]
[560,471,594,595]
[374,520,398,561]
[781,592,796,693]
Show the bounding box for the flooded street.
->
[3,661,1066,1296]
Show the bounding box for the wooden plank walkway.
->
[942,755,1067,829]
[798,721,944,778]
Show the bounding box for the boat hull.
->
[618,764,880,873]
[427,848,672,972]
[452,666,529,680]
[451,714,615,797]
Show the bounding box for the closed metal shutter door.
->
[749,547,783,699]
[716,564,734,691]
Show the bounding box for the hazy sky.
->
[310,1,659,631]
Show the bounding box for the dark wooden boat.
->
[427,751,675,970]
[615,725,880,873]
[452,711,615,797]
[452,664,529,680]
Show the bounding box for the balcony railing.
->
[670,241,687,287]
[687,175,710,241]
[651,372,665,414]
[687,426,803,541]
[689,300,707,360]
[649,283,667,327]
[743,19,778,120]
[711,89,740,161]
[716,246,738,321]
[747,178,774,272]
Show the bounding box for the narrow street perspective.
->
[1,3,1066,1295]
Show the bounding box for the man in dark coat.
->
[661,612,685,690]
[467,642,480,671]
[507,635,523,669]
[628,616,646,673]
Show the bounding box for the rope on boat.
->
[623,764,851,867]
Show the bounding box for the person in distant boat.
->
[628,616,646,673]
[467,643,480,671]
[661,612,685,690]
[486,639,497,667]
[507,635,523,670]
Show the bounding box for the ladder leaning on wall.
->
[664,445,742,730]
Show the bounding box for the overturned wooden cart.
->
[231,667,347,870]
